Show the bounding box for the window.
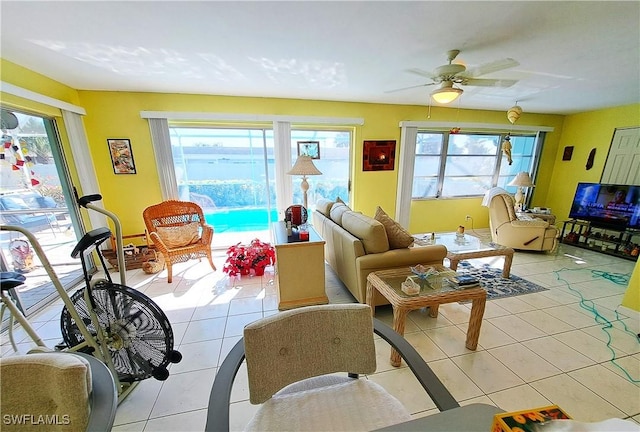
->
[290,129,351,205]
[412,131,541,199]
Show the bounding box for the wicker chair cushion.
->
[374,206,414,249]
[156,222,200,248]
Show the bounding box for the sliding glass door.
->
[167,126,352,247]
[0,108,84,316]
[169,127,278,248]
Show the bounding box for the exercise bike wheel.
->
[60,280,179,382]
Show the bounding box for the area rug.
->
[456,261,548,301]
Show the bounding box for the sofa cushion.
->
[156,222,200,248]
[330,202,351,226]
[341,211,389,254]
[316,199,334,217]
[374,206,414,249]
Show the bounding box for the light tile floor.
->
[2,236,639,431]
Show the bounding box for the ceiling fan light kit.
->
[431,82,463,104]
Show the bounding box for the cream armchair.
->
[488,193,558,251]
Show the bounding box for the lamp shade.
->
[430,81,463,104]
[508,172,535,187]
[287,155,322,176]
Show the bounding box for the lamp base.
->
[514,187,524,212]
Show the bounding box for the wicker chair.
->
[143,200,216,283]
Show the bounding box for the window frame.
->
[412,131,541,200]
[395,121,553,228]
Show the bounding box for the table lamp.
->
[287,155,322,209]
[508,172,535,211]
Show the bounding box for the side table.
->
[272,221,328,310]
[517,211,556,225]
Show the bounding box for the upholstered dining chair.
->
[0,352,117,431]
[143,200,216,283]
[206,304,502,431]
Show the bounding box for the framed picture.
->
[363,140,396,171]
[107,138,137,174]
[297,141,320,159]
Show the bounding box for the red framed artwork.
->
[363,140,396,171]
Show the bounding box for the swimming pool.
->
[204,207,280,233]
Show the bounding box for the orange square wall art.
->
[363,140,395,171]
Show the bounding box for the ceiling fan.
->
[387,49,520,103]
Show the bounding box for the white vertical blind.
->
[273,121,292,216]
[148,118,179,199]
[395,126,418,228]
[61,110,106,230]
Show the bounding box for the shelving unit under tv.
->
[560,219,639,261]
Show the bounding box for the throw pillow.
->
[329,202,351,226]
[374,206,414,249]
[341,211,389,254]
[315,199,334,217]
[156,222,200,248]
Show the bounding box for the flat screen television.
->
[569,183,640,229]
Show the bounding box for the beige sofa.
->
[312,199,447,305]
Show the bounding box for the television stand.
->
[560,220,639,261]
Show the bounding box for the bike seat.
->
[71,227,112,259]
[1,272,26,291]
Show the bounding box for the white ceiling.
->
[1,1,639,115]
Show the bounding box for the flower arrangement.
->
[223,238,276,276]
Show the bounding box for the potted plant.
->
[223,239,276,277]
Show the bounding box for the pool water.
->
[205,208,280,233]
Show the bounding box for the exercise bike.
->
[0,193,182,400]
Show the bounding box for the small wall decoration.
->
[297,141,320,159]
[363,140,396,171]
[107,138,136,174]
[562,146,574,161]
[586,148,596,170]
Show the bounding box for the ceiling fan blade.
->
[384,83,436,93]
[462,78,518,88]
[464,58,519,78]
[405,68,437,80]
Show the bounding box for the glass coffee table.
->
[414,232,514,278]
[366,264,486,367]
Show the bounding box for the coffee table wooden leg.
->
[449,257,459,271]
[502,252,513,278]
[428,304,439,318]
[465,294,486,350]
[390,307,409,367]
[366,281,375,317]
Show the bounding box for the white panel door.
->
[601,127,640,185]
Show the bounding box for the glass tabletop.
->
[372,267,461,298]
[413,232,508,253]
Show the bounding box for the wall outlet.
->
[465,215,472,221]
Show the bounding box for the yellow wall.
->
[545,104,640,223]
[621,260,639,311]
[75,90,565,235]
